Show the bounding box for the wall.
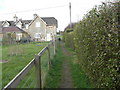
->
[28,17,46,41]
[46,25,57,41]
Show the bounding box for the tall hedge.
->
[63,30,75,49]
[64,1,120,88]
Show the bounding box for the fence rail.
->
[2,41,56,89]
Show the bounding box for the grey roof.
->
[0,20,32,28]
[0,17,58,28]
[41,17,58,27]
[0,21,4,27]
[21,20,32,28]
[0,26,25,33]
[0,21,15,27]
[22,20,32,24]
[8,21,15,26]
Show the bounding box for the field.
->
[1,42,48,88]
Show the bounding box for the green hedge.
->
[63,31,75,49]
[63,1,120,88]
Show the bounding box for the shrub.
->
[64,1,120,88]
[8,45,24,56]
[63,31,75,49]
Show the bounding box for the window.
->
[34,33,41,38]
[36,22,40,27]
[16,33,22,40]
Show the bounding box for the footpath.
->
[59,42,73,88]
[45,41,91,88]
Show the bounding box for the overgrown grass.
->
[2,42,48,88]
[44,43,63,88]
[44,42,93,88]
[66,47,93,88]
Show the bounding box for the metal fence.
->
[2,41,56,89]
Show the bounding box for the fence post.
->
[47,45,51,70]
[35,54,41,88]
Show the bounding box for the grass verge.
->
[66,47,93,88]
[44,45,63,88]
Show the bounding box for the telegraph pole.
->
[69,2,72,28]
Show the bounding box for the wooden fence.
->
[2,41,56,89]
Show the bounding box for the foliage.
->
[63,31,75,49]
[67,48,93,88]
[45,41,63,88]
[2,33,16,45]
[63,1,120,88]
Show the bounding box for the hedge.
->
[63,30,75,49]
[63,1,120,88]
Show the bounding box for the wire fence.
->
[2,40,56,89]
[17,67,36,88]
[41,48,49,87]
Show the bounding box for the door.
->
[47,33,52,41]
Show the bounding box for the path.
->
[59,42,73,88]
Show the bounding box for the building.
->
[0,26,29,45]
[0,14,58,41]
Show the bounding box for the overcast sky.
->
[0,0,107,31]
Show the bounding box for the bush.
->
[63,29,75,49]
[2,33,16,45]
[64,1,120,88]
[8,45,24,56]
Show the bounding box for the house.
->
[42,17,58,41]
[28,14,58,41]
[0,26,29,41]
[0,15,32,30]
[28,14,47,41]
[0,14,58,41]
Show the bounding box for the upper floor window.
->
[36,22,40,27]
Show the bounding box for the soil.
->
[59,43,73,88]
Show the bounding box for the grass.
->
[17,66,36,88]
[1,41,93,89]
[2,42,48,88]
[44,42,93,88]
[66,48,93,88]
[44,43,63,88]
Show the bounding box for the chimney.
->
[19,18,22,21]
[13,14,18,22]
[33,14,38,19]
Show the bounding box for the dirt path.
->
[59,42,73,88]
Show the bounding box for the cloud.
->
[0,0,4,9]
[0,0,105,31]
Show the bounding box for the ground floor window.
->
[34,33,41,39]
[16,33,22,41]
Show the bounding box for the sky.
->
[0,0,108,31]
